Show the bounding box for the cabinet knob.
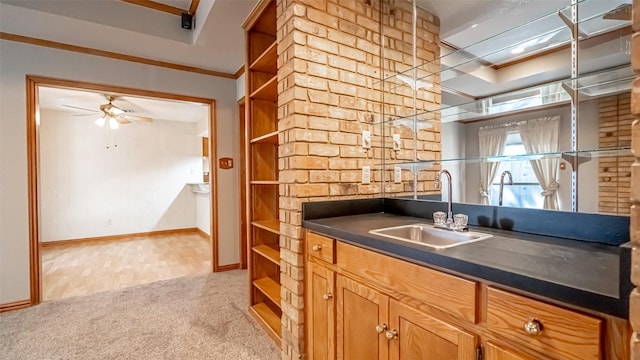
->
[524,319,543,336]
[385,329,398,340]
[322,293,332,301]
[312,245,322,251]
[375,324,387,333]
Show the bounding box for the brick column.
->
[630,0,640,357]
[276,1,439,358]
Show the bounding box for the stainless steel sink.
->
[369,223,492,249]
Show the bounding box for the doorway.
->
[27,76,220,304]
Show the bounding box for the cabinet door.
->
[388,299,477,360]
[307,262,335,360]
[484,341,535,360]
[336,275,389,360]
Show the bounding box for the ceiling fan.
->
[63,95,153,129]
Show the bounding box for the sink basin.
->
[369,223,493,249]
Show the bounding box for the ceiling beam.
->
[0,32,236,79]
[492,25,632,70]
[120,0,186,16]
[188,0,200,16]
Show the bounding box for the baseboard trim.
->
[0,299,31,313]
[216,263,240,272]
[42,228,200,248]
[196,228,210,240]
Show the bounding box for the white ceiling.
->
[38,86,209,124]
[0,0,259,74]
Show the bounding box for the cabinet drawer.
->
[336,242,477,323]
[486,287,601,360]
[307,232,335,264]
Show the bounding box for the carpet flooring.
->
[0,270,281,360]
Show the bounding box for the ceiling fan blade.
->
[123,114,153,122]
[116,117,132,125]
[72,113,101,117]
[62,104,99,112]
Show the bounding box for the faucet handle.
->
[453,214,468,230]
[434,180,440,190]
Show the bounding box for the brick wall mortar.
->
[276,0,440,358]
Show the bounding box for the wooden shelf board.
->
[250,130,279,144]
[252,219,280,234]
[250,75,277,101]
[250,180,279,185]
[253,277,282,307]
[249,302,281,343]
[252,244,280,265]
[250,42,277,73]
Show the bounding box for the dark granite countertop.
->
[303,209,631,319]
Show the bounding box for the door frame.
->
[238,97,247,269]
[26,75,220,304]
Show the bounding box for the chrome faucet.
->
[435,170,453,225]
[499,170,513,206]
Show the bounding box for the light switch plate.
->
[362,166,371,184]
[392,134,401,151]
[362,130,372,149]
[394,166,402,183]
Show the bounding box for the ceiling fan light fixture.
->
[95,116,106,127]
[108,117,119,129]
[106,104,124,115]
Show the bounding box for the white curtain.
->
[518,116,560,210]
[478,126,507,205]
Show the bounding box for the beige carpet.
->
[0,270,281,360]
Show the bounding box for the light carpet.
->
[0,270,281,360]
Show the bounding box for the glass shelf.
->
[377,0,630,93]
[379,147,631,172]
[374,65,632,127]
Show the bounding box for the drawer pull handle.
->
[524,319,543,335]
[375,324,387,333]
[385,329,398,340]
[322,293,332,301]
[312,245,322,251]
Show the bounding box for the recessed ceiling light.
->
[511,47,525,54]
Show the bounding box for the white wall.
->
[0,40,241,303]
[196,193,211,235]
[39,109,202,241]
[236,73,245,101]
[441,122,466,202]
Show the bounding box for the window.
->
[490,132,544,208]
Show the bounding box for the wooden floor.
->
[41,231,211,301]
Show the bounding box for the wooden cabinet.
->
[307,261,335,360]
[334,271,477,360]
[484,341,535,360]
[243,0,280,343]
[486,287,602,360]
[304,231,627,360]
[336,275,389,360]
[307,232,477,360]
[389,300,477,360]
